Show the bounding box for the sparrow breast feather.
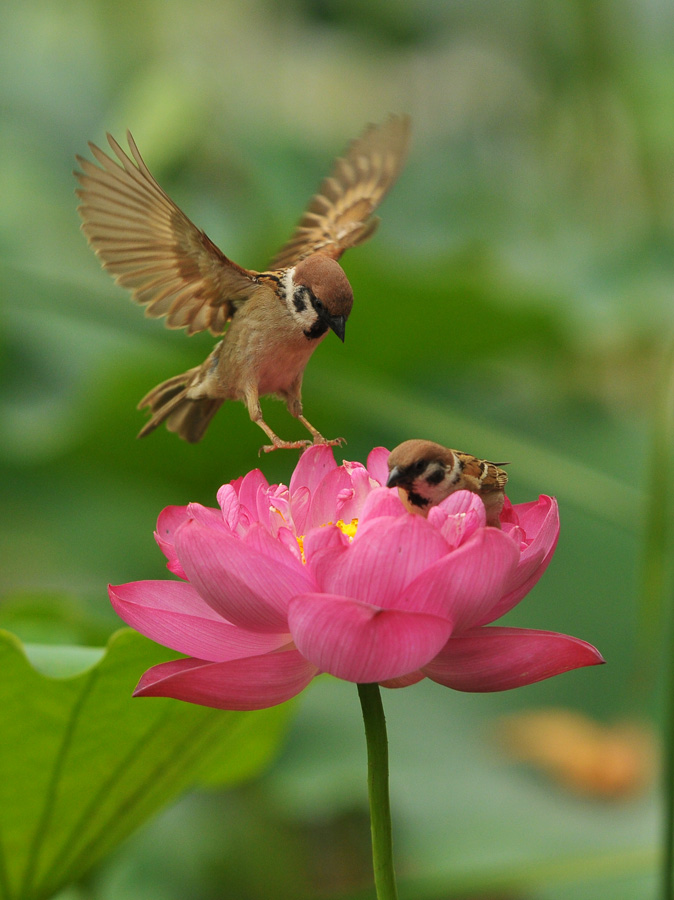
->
[75,116,410,451]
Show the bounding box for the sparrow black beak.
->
[328,314,346,342]
[386,466,404,488]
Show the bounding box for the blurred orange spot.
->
[496,708,657,799]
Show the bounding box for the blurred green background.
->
[2,0,673,897]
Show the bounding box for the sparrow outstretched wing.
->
[271,114,411,268]
[75,133,260,336]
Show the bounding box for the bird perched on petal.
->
[387,439,509,527]
[74,116,410,451]
[108,445,603,710]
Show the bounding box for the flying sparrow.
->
[386,439,508,527]
[74,116,410,450]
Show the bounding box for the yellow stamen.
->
[334,518,359,539]
[296,518,359,563]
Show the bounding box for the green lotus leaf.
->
[0,628,292,900]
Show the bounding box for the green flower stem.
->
[357,682,398,900]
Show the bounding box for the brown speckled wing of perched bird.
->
[456,451,509,494]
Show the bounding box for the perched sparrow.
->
[386,439,508,527]
[74,116,410,450]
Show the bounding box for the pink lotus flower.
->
[109,446,603,710]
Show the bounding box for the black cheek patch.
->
[425,468,445,486]
[293,289,307,313]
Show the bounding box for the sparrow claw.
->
[313,436,346,447]
[258,439,313,455]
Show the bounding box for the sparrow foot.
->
[312,436,346,447]
[296,415,346,448]
[258,439,313,455]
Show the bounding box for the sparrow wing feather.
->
[271,114,410,268]
[457,453,509,492]
[75,132,260,336]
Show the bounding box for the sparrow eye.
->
[313,297,324,311]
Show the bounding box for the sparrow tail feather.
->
[137,369,223,443]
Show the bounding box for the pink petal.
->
[335,462,377,522]
[423,626,604,692]
[266,488,292,537]
[302,524,349,567]
[157,503,226,578]
[109,581,290,661]
[154,506,191,576]
[399,527,520,627]
[216,484,246,532]
[357,487,406,525]
[165,559,187,579]
[155,505,190,545]
[275,525,304,562]
[289,485,311,535]
[185,502,227,530]
[306,465,353,529]
[134,648,319,710]
[237,469,270,520]
[153,538,187,579]
[513,494,559,537]
[478,496,559,624]
[502,523,526,546]
[290,444,337,495]
[175,519,314,632]
[288,593,452,682]
[229,474,244,497]
[380,670,426,689]
[439,491,487,518]
[243,522,303,568]
[318,514,449,606]
[366,446,390,486]
[500,496,518,525]
[427,491,486,548]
